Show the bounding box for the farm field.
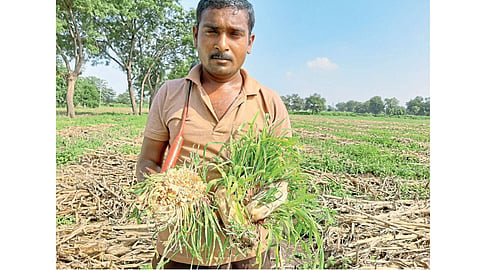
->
[56,107,430,269]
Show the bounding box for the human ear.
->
[193,25,198,47]
[247,33,255,54]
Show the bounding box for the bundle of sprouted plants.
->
[208,114,324,268]
[130,161,229,267]
[130,114,324,269]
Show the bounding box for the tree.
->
[57,75,115,108]
[406,96,425,115]
[335,102,347,112]
[281,95,291,111]
[384,97,407,116]
[355,100,370,114]
[137,8,198,113]
[422,97,430,116]
[345,100,362,112]
[86,76,116,105]
[281,94,304,112]
[56,0,101,118]
[75,77,100,108]
[368,96,385,114]
[57,74,115,108]
[389,106,407,116]
[56,66,68,107]
[115,91,134,105]
[82,76,115,106]
[384,97,399,114]
[305,93,326,114]
[93,0,191,115]
[290,94,305,112]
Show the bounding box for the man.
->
[136,0,291,268]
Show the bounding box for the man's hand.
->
[135,137,168,182]
[215,181,289,225]
[214,187,259,247]
[214,181,288,247]
[246,181,289,222]
[214,187,248,227]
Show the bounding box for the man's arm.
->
[135,137,169,182]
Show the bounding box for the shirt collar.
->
[186,64,260,96]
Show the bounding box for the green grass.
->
[56,109,148,166]
[56,110,430,187]
[293,115,429,178]
[56,111,430,197]
[292,114,430,200]
[56,214,76,226]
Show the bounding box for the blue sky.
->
[84,0,429,107]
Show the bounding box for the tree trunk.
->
[139,92,144,115]
[66,73,78,118]
[139,78,145,115]
[126,67,138,115]
[139,72,150,115]
[149,88,157,109]
[148,75,162,109]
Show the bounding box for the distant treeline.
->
[281,94,429,116]
[56,73,154,109]
[56,74,430,117]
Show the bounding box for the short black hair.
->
[196,0,255,35]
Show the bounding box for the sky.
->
[83,0,430,107]
[3,2,480,269]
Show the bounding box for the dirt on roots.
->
[56,141,429,269]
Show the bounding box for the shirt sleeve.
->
[144,83,170,141]
[271,93,292,138]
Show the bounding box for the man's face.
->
[193,7,255,81]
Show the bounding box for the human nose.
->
[215,33,229,52]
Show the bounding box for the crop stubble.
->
[56,114,429,269]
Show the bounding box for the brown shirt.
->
[145,64,291,169]
[143,64,291,265]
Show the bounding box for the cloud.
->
[286,71,293,77]
[307,57,338,70]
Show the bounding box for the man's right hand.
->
[135,137,169,182]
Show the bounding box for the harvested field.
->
[56,142,157,269]
[56,112,429,269]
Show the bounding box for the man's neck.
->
[200,68,243,94]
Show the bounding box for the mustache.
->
[210,53,233,61]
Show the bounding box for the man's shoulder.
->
[242,69,281,100]
[257,83,278,96]
[156,77,189,98]
[163,77,188,90]
[153,77,189,105]
[255,81,283,103]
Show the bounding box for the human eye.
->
[230,30,244,37]
[204,28,217,35]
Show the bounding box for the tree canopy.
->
[56,0,103,117]
[56,74,115,108]
[56,0,197,117]
[91,0,197,115]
